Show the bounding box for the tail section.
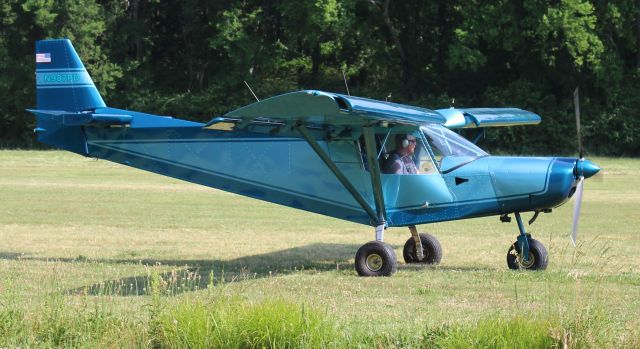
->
[30,39,108,154]
[36,39,106,111]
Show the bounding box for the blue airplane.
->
[29,39,600,276]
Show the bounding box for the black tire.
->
[355,241,398,277]
[403,233,442,264]
[506,238,548,270]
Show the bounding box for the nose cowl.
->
[575,159,600,179]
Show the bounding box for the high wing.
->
[206,90,540,131]
[206,90,445,129]
[205,90,449,229]
[435,107,541,129]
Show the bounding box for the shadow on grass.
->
[1,244,496,296]
[423,264,496,272]
[0,243,360,296]
[0,252,25,260]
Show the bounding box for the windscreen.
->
[421,125,488,172]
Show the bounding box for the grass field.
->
[1,150,639,347]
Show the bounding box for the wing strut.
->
[295,124,378,224]
[362,126,387,228]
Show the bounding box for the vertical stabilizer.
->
[36,39,106,111]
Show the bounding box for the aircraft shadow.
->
[399,264,493,272]
[0,252,24,260]
[1,244,493,296]
[0,243,360,296]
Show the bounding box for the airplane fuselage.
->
[36,107,585,228]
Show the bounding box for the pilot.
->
[382,133,419,174]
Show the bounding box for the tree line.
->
[1,0,639,155]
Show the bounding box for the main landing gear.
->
[503,212,549,270]
[355,225,442,277]
[354,241,397,277]
[403,225,442,264]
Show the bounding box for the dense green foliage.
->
[1,0,638,155]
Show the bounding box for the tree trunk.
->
[311,42,321,85]
[637,0,640,69]
[372,0,410,83]
[436,0,449,90]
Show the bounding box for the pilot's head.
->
[397,133,417,154]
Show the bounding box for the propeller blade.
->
[574,87,583,158]
[571,176,584,246]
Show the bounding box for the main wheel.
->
[403,233,442,264]
[355,241,397,277]
[506,238,548,270]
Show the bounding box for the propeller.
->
[570,88,601,245]
[572,87,585,246]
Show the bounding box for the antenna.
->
[386,92,392,102]
[342,70,350,96]
[451,98,455,108]
[244,81,260,102]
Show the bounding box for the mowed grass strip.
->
[1,150,639,347]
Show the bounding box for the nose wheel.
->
[505,212,549,270]
[507,238,548,270]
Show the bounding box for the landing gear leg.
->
[506,212,548,270]
[355,224,397,277]
[375,224,385,242]
[402,226,442,264]
[515,212,530,263]
[409,225,424,260]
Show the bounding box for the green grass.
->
[1,151,639,347]
[154,295,340,348]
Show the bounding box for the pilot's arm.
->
[382,154,403,174]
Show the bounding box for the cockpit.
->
[363,124,488,175]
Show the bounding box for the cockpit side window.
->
[357,129,440,175]
[357,132,390,172]
[422,125,488,172]
[414,134,438,174]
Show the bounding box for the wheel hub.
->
[519,253,535,268]
[418,246,430,260]
[365,253,383,271]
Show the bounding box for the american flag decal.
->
[36,53,51,63]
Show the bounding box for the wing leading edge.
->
[206,90,541,130]
[436,108,541,129]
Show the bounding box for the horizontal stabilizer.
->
[27,109,132,126]
[436,108,541,129]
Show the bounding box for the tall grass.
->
[147,268,339,348]
[421,306,639,349]
[1,264,638,348]
[154,298,339,348]
[0,290,144,347]
[425,317,558,349]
